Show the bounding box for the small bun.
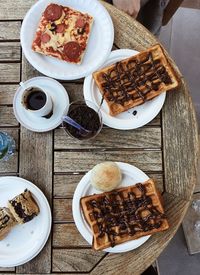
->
[90,162,122,191]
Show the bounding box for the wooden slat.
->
[0,106,18,127]
[54,151,163,173]
[17,129,52,274]
[53,223,89,247]
[0,0,35,20]
[0,21,21,40]
[52,249,105,272]
[0,42,20,61]
[53,199,73,222]
[54,173,164,199]
[90,192,189,275]
[0,63,20,82]
[162,81,199,200]
[21,54,42,79]
[0,268,15,272]
[0,85,18,105]
[54,174,83,198]
[55,127,161,150]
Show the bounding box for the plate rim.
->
[0,176,52,267]
[72,162,151,253]
[20,0,114,80]
[13,76,69,132]
[83,49,166,130]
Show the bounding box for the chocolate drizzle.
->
[101,53,172,106]
[88,183,166,247]
[0,213,10,230]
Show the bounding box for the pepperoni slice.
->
[41,33,51,43]
[44,4,63,21]
[75,18,85,28]
[64,41,82,60]
[56,23,65,33]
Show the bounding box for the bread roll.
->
[90,162,122,191]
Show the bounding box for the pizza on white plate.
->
[32,3,94,64]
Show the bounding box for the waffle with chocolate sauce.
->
[0,207,16,240]
[93,44,179,116]
[81,179,169,251]
[8,189,40,224]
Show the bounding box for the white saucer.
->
[73,162,151,253]
[13,77,69,132]
[20,0,114,80]
[0,176,52,267]
[84,49,166,130]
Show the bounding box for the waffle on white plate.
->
[81,179,169,251]
[93,44,179,116]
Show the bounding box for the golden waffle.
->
[93,44,179,116]
[81,179,169,251]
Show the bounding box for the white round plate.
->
[73,162,151,253]
[84,49,166,130]
[0,176,52,267]
[13,77,69,132]
[20,0,114,80]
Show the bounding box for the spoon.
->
[62,115,91,136]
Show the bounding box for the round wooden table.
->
[0,1,199,274]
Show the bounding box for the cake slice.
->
[81,179,169,250]
[93,44,179,116]
[0,207,16,240]
[8,189,40,224]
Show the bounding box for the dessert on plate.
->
[81,179,169,250]
[0,207,16,240]
[93,44,179,116]
[8,189,40,224]
[32,3,94,64]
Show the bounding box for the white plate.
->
[84,49,166,130]
[13,77,69,132]
[20,0,114,80]
[73,162,151,253]
[0,176,51,267]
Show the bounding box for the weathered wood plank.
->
[54,174,83,198]
[21,53,42,79]
[0,85,18,105]
[54,199,73,222]
[0,106,18,127]
[0,152,18,173]
[90,192,189,275]
[162,81,199,200]
[17,129,52,274]
[0,21,21,40]
[54,151,163,173]
[0,63,20,82]
[52,249,105,272]
[55,127,161,149]
[0,267,15,272]
[0,0,35,20]
[53,173,164,199]
[53,223,89,247]
[0,42,21,61]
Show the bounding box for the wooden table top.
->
[0,1,199,274]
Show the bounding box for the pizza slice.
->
[32,3,94,64]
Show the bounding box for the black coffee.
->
[25,89,46,110]
[63,104,101,140]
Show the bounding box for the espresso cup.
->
[21,86,53,117]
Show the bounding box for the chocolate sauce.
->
[101,52,172,106]
[11,200,36,223]
[88,183,166,247]
[0,214,10,230]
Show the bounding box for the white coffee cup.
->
[21,85,53,117]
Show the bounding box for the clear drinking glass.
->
[0,132,15,161]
